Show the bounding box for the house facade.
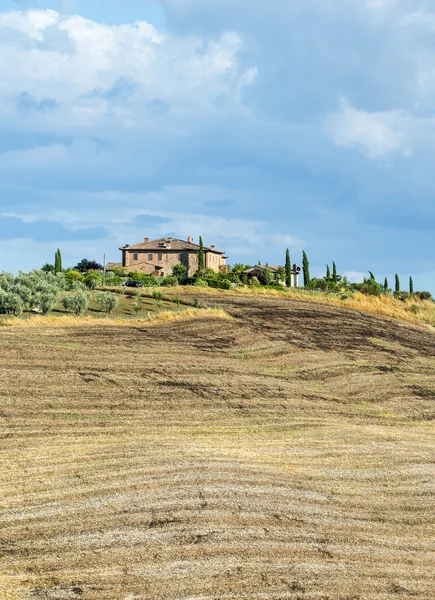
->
[119,236,227,278]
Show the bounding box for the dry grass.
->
[0,307,229,328]
[137,285,435,328]
[0,293,434,599]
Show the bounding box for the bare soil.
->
[0,293,434,599]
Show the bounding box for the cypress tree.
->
[285,249,291,287]
[332,261,338,283]
[198,236,205,272]
[384,277,389,291]
[395,273,400,293]
[409,276,414,294]
[54,249,62,273]
[302,251,310,287]
[326,265,331,280]
[368,271,375,281]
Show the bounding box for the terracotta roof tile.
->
[120,237,224,254]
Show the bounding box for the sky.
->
[0,0,434,291]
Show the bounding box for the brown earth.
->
[0,293,434,599]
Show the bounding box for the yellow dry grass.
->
[138,285,435,328]
[0,307,230,328]
[0,293,434,600]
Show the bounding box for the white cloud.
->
[344,271,365,283]
[326,98,413,160]
[0,8,256,130]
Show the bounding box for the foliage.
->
[395,274,400,293]
[249,276,261,287]
[302,251,310,287]
[409,276,414,294]
[417,291,432,301]
[354,277,383,296]
[285,249,292,287]
[1,293,24,316]
[277,266,286,282]
[258,268,274,286]
[74,259,103,273]
[332,262,339,283]
[96,292,119,314]
[384,277,389,292]
[326,264,331,280]
[368,271,375,281]
[38,291,60,315]
[194,278,209,287]
[160,276,179,287]
[62,290,91,316]
[65,270,83,287]
[127,272,159,287]
[172,263,187,281]
[152,289,163,300]
[84,270,103,290]
[198,236,205,272]
[111,266,129,277]
[42,263,55,273]
[55,249,62,274]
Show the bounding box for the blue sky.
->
[0,0,434,291]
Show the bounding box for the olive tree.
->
[96,292,119,314]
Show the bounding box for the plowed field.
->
[1,294,434,599]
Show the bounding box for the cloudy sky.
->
[0,0,434,290]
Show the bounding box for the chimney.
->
[187,236,193,243]
[144,237,149,242]
[210,244,215,250]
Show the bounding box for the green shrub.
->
[194,279,209,287]
[160,276,178,287]
[417,291,433,301]
[2,293,23,316]
[96,292,119,314]
[62,290,91,316]
[249,276,260,287]
[38,291,60,315]
[84,270,102,290]
[152,289,163,300]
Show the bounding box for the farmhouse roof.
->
[244,265,281,273]
[105,262,122,271]
[120,237,225,254]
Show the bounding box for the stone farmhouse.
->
[116,236,227,278]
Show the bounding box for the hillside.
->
[0,293,434,599]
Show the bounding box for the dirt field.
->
[0,293,434,599]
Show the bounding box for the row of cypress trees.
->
[297,250,415,293]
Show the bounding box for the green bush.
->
[160,276,178,287]
[84,270,102,290]
[2,293,24,316]
[194,279,209,287]
[354,278,383,296]
[152,289,163,300]
[409,304,420,315]
[96,292,119,314]
[249,276,260,287]
[417,291,433,301]
[62,290,91,316]
[38,291,60,315]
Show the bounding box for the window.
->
[133,253,138,261]
[148,253,153,261]
[158,253,163,261]
[178,254,183,261]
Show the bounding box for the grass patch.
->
[0,307,230,328]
